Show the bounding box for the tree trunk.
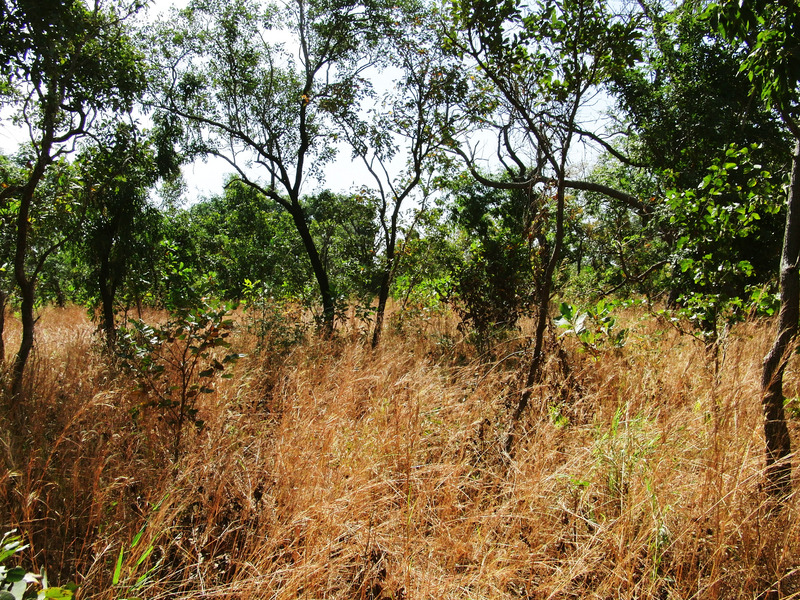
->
[372,231,398,348]
[759,137,799,499]
[99,255,117,348]
[11,281,35,402]
[288,203,335,335]
[371,265,392,349]
[511,179,566,425]
[10,165,46,404]
[0,289,7,364]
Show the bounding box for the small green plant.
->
[110,500,166,600]
[241,279,307,353]
[592,407,660,517]
[118,302,243,461]
[548,403,570,428]
[785,397,800,421]
[555,299,628,357]
[0,530,74,600]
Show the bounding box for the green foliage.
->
[448,180,541,347]
[555,299,628,357]
[610,2,788,185]
[148,0,406,329]
[77,122,167,340]
[173,183,311,301]
[118,302,243,461]
[583,1,789,311]
[241,278,308,354]
[3,154,85,284]
[391,207,459,309]
[785,397,800,421]
[0,531,74,600]
[706,0,800,116]
[306,190,381,303]
[665,144,782,339]
[572,154,670,299]
[174,184,380,314]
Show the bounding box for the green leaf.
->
[3,566,26,582]
[39,587,73,599]
[112,546,124,586]
[134,545,154,568]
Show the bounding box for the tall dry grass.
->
[1,304,798,599]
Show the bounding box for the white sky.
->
[144,0,378,203]
[1,0,606,204]
[0,0,373,205]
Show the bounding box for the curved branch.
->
[598,259,667,297]
[564,179,651,214]
[571,125,650,168]
[446,143,651,212]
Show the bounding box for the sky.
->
[0,0,374,206]
[0,0,607,206]
[143,0,379,203]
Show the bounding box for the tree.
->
[592,0,788,313]
[0,0,146,402]
[305,190,381,307]
[661,144,782,350]
[0,156,21,365]
[149,0,396,334]
[709,0,800,498]
[78,122,168,347]
[330,3,465,346]
[445,0,641,435]
[177,184,378,310]
[447,176,542,349]
[177,181,309,301]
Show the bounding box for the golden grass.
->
[1,305,798,599]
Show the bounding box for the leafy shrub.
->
[555,299,628,357]
[241,278,308,353]
[118,302,243,461]
[0,530,74,600]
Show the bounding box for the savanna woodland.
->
[1,0,800,597]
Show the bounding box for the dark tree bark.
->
[98,253,118,348]
[0,289,7,364]
[759,137,799,498]
[287,202,336,335]
[371,247,395,349]
[10,151,51,402]
[371,199,404,349]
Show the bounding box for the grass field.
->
[1,304,798,599]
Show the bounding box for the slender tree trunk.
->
[100,282,117,348]
[99,255,117,348]
[0,289,7,364]
[511,179,566,425]
[372,233,398,348]
[10,169,46,403]
[11,281,35,402]
[288,203,335,335]
[371,265,392,349]
[759,137,799,499]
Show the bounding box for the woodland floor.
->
[1,304,799,599]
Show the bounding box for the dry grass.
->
[1,304,799,599]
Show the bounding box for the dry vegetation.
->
[1,304,799,599]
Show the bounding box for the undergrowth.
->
[0,305,798,599]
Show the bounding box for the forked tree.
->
[710,0,800,498]
[0,0,146,403]
[149,0,405,334]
